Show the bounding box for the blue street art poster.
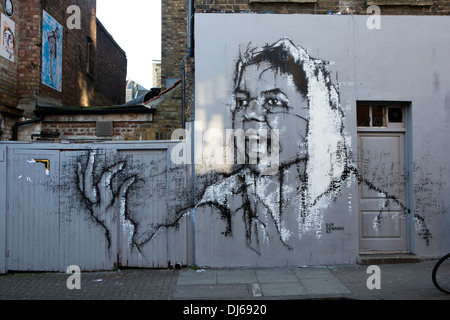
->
[41,10,63,92]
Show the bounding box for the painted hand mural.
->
[76,150,137,249]
[74,150,188,260]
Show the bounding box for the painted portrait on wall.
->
[3,0,14,18]
[41,10,63,92]
[0,13,15,62]
[195,38,351,255]
[191,14,445,267]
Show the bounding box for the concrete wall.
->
[193,13,450,267]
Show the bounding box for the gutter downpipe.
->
[181,0,194,131]
[12,115,43,141]
[181,0,196,266]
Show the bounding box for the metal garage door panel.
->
[2,143,186,272]
[117,149,169,268]
[7,149,60,271]
[59,150,114,272]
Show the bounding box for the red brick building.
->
[0,0,127,141]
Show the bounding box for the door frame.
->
[356,101,414,254]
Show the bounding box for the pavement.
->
[0,259,448,301]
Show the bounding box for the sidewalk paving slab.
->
[173,283,252,299]
[255,269,299,283]
[0,260,449,301]
[217,269,258,284]
[259,282,307,297]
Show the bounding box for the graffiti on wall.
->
[195,38,353,254]
[68,39,440,259]
[193,38,437,254]
[75,151,138,249]
[413,147,448,246]
[73,150,188,255]
[42,10,63,92]
[0,12,15,62]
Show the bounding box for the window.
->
[388,107,403,123]
[357,103,405,130]
[357,105,386,127]
[371,105,386,127]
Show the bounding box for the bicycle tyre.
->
[432,253,450,294]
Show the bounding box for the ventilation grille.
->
[96,121,113,137]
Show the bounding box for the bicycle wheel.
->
[432,253,450,294]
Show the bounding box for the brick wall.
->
[0,113,17,140]
[32,83,183,142]
[152,61,162,88]
[16,0,41,105]
[3,0,127,109]
[0,0,128,140]
[40,0,127,107]
[148,82,183,139]
[0,0,20,109]
[0,0,22,140]
[39,0,97,107]
[95,20,127,106]
[194,0,449,14]
[161,0,187,90]
[40,117,155,141]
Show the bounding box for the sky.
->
[96,0,161,90]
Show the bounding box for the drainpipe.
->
[181,0,194,130]
[12,115,43,141]
[181,0,195,266]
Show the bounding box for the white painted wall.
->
[193,13,450,266]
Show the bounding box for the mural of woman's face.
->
[4,0,13,17]
[4,29,13,53]
[233,61,309,169]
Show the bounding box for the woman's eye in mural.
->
[235,91,251,108]
[237,98,249,107]
[262,90,290,111]
[264,97,286,109]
